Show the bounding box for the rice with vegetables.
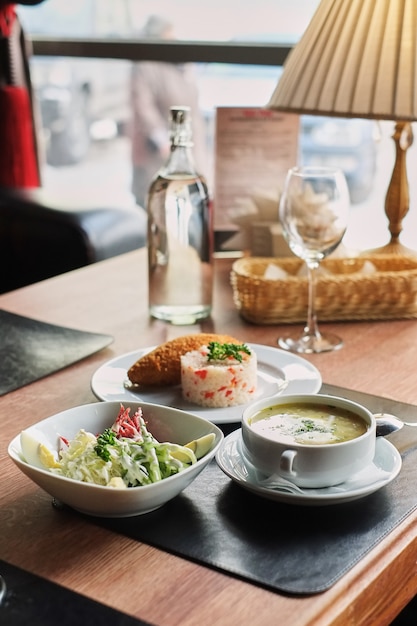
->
[180,342,257,408]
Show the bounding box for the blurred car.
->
[300,115,377,204]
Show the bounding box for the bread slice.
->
[127,333,242,387]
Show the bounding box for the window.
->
[19,0,320,42]
[17,1,417,252]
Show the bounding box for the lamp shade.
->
[268,0,417,121]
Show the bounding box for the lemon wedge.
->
[184,433,215,459]
[170,447,196,463]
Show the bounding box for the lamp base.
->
[364,240,417,257]
[374,121,414,257]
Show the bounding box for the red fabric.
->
[0,4,15,37]
[0,4,40,188]
[0,85,40,187]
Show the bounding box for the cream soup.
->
[249,402,368,445]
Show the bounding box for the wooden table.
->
[1,249,417,625]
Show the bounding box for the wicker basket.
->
[231,255,417,324]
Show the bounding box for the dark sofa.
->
[0,187,147,293]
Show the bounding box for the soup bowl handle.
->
[280,449,297,478]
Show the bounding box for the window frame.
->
[30,37,292,67]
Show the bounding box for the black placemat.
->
[0,560,153,626]
[0,309,113,396]
[71,385,417,596]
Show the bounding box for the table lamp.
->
[267,0,417,255]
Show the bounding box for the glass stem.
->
[304,261,321,339]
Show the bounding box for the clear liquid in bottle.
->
[147,107,213,324]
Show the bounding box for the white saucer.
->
[216,430,402,506]
[91,343,322,425]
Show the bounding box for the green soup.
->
[249,402,368,445]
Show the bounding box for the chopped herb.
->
[207,341,251,363]
[95,428,118,461]
[294,419,331,435]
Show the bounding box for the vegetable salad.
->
[49,405,197,488]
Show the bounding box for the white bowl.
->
[242,394,376,488]
[8,401,223,517]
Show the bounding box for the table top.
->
[2,248,417,625]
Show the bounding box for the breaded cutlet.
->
[127,333,241,387]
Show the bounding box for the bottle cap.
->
[169,106,193,146]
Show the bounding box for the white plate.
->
[216,430,402,505]
[91,344,322,425]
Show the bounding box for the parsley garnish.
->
[294,419,331,435]
[207,341,251,363]
[95,428,117,461]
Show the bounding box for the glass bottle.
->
[147,106,213,324]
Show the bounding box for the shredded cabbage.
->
[51,406,197,488]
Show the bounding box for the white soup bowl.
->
[241,393,376,488]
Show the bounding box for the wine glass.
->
[278,166,350,354]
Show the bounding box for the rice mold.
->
[181,344,257,408]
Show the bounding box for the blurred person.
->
[129,15,207,208]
